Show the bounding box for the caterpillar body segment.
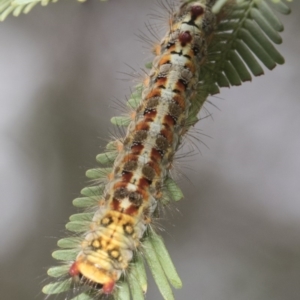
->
[67,0,215,296]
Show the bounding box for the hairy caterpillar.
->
[43,0,216,299]
[70,0,214,294]
[42,0,293,299]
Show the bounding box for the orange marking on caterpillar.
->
[107,172,114,181]
[153,43,161,55]
[143,76,150,87]
[116,141,124,152]
[130,111,136,120]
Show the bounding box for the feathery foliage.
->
[209,0,291,89]
[0,0,56,21]
[0,0,107,22]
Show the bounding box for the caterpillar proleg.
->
[42,0,292,299]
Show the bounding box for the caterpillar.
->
[42,0,292,299]
[43,0,216,299]
[70,0,214,294]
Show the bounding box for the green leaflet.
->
[216,71,231,87]
[111,84,143,126]
[223,60,242,85]
[134,253,148,293]
[242,19,284,64]
[57,237,81,248]
[149,231,182,289]
[52,249,78,261]
[111,116,132,127]
[201,0,290,92]
[73,196,99,208]
[257,0,284,31]
[165,177,184,202]
[238,28,276,69]
[47,265,70,278]
[114,281,131,300]
[65,220,90,232]
[69,212,94,221]
[212,0,228,13]
[80,186,104,197]
[106,140,118,150]
[228,50,252,81]
[42,279,72,295]
[144,236,175,300]
[85,167,112,179]
[250,7,282,43]
[70,293,95,300]
[234,39,264,76]
[270,0,291,15]
[127,97,140,109]
[128,264,144,300]
[127,85,143,109]
[96,151,118,165]
[145,62,152,69]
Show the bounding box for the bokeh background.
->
[0,1,299,299]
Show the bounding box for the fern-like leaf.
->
[205,0,291,91]
[0,0,108,22]
[0,0,53,21]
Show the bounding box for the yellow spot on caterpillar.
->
[124,224,134,235]
[110,250,120,259]
[102,217,111,225]
[92,240,100,248]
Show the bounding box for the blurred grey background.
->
[0,1,299,299]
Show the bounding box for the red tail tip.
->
[69,261,80,277]
[103,281,115,294]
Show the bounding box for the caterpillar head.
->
[69,256,120,294]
